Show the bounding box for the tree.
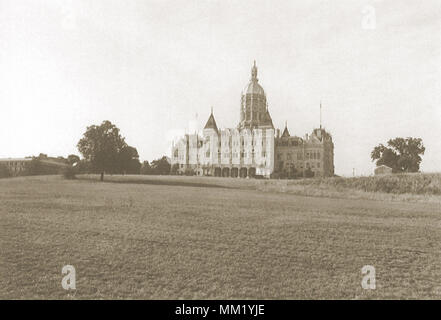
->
[67,154,81,166]
[150,156,171,175]
[170,163,179,175]
[140,161,152,175]
[118,146,141,174]
[77,120,128,181]
[76,159,92,174]
[371,137,425,173]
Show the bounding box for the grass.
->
[1,175,441,299]
[79,173,441,203]
[296,173,441,195]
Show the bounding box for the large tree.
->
[140,161,152,175]
[371,137,425,173]
[118,146,141,174]
[67,154,80,166]
[151,156,171,175]
[77,120,128,181]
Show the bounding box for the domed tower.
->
[238,61,274,129]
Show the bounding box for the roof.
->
[0,158,32,162]
[243,81,265,95]
[281,126,290,138]
[243,61,266,95]
[376,165,392,169]
[203,112,218,132]
[260,110,274,128]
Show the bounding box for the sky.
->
[0,0,440,176]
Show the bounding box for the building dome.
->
[242,60,265,96]
[243,81,265,95]
[238,61,273,129]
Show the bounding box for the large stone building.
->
[0,156,69,177]
[0,158,32,176]
[171,62,334,178]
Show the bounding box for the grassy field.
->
[79,173,441,203]
[1,175,441,299]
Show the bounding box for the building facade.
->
[0,158,32,176]
[171,62,334,178]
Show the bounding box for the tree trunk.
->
[100,172,104,181]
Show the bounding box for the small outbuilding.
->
[374,165,393,175]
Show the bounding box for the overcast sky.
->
[0,0,440,176]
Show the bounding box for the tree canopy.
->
[371,137,425,173]
[118,146,141,174]
[150,156,171,175]
[77,120,140,180]
[67,154,80,166]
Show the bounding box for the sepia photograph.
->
[1,0,441,309]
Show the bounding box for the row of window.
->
[179,150,269,159]
[276,139,303,147]
[204,151,268,158]
[244,112,265,120]
[2,162,26,167]
[280,162,321,169]
[277,151,321,161]
[218,140,269,147]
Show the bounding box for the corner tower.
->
[238,61,274,129]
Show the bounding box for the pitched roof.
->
[203,112,218,132]
[281,124,290,138]
[261,110,274,128]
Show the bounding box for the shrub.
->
[63,166,77,179]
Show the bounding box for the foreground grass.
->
[1,175,441,299]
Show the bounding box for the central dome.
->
[238,61,273,129]
[244,81,265,95]
[242,60,265,96]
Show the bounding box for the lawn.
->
[1,175,441,299]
